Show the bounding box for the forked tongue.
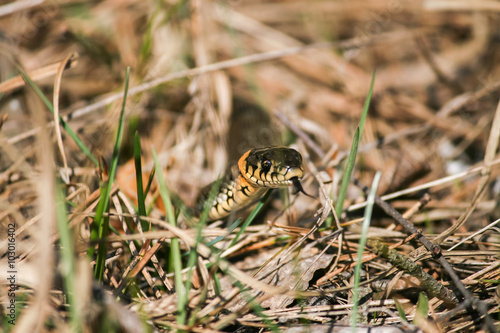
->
[291,177,315,198]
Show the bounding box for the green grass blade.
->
[87,172,108,260]
[151,148,185,325]
[393,298,408,322]
[333,70,376,224]
[55,184,81,331]
[196,178,223,225]
[92,67,130,280]
[18,68,99,166]
[205,218,242,247]
[335,127,360,222]
[229,189,272,248]
[181,176,228,327]
[358,69,376,136]
[213,272,222,296]
[183,179,225,324]
[351,171,381,331]
[133,132,149,231]
[185,181,252,325]
[226,281,280,333]
[414,292,429,324]
[145,168,156,202]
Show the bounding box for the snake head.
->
[238,146,305,188]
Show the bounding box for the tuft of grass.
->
[89,67,130,280]
[152,147,185,325]
[229,189,273,248]
[393,298,408,322]
[350,171,381,330]
[333,70,376,226]
[19,63,93,330]
[234,281,280,333]
[55,184,81,331]
[414,292,429,325]
[133,132,149,231]
[205,217,242,247]
[18,66,99,166]
[184,178,223,326]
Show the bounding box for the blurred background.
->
[1,0,500,331]
[2,1,500,206]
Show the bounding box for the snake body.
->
[194,146,305,220]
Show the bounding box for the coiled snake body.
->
[194,146,307,221]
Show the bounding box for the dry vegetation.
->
[1,0,500,332]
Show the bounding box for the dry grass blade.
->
[0,54,78,94]
[348,158,500,212]
[53,53,78,184]
[0,0,45,17]
[435,96,500,244]
[425,0,500,11]
[13,89,56,330]
[2,1,500,332]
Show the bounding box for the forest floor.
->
[1,1,499,332]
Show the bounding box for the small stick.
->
[367,239,458,308]
[354,178,496,333]
[274,110,325,157]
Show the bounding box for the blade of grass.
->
[351,171,381,331]
[334,127,360,224]
[55,184,81,331]
[87,166,108,260]
[358,70,376,135]
[236,281,280,333]
[184,186,219,256]
[333,70,376,225]
[133,132,149,231]
[393,298,408,322]
[213,280,279,332]
[188,185,271,324]
[205,217,242,247]
[414,292,429,325]
[144,168,156,214]
[18,67,98,166]
[145,168,156,197]
[184,179,223,325]
[91,67,130,280]
[229,189,272,248]
[53,53,75,184]
[151,148,185,325]
[213,272,222,296]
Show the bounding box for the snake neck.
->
[193,168,266,221]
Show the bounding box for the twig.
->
[354,179,497,333]
[274,110,325,157]
[433,97,500,244]
[447,217,500,251]
[415,34,463,94]
[347,157,500,212]
[367,239,458,308]
[0,0,45,18]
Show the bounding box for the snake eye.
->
[261,159,272,172]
